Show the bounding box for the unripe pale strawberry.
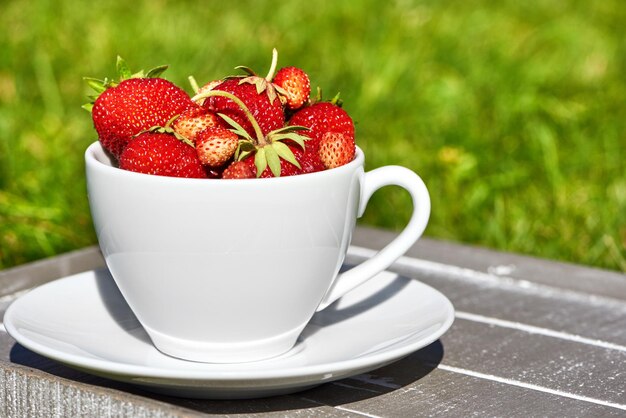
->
[273,66,311,110]
[172,105,223,144]
[195,126,239,168]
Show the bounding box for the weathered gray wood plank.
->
[0,361,199,418]
[0,246,104,297]
[347,233,626,346]
[438,320,626,403]
[314,366,626,417]
[387,260,626,345]
[352,226,626,300]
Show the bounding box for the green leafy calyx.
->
[82,56,169,112]
[224,48,282,104]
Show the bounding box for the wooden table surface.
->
[1,226,625,417]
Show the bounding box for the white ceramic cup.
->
[85,141,430,363]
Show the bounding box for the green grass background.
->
[0,0,624,271]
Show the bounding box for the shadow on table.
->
[156,341,445,414]
[9,340,444,415]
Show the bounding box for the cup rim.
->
[85,141,365,184]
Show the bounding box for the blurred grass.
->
[0,0,624,271]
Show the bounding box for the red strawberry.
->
[292,145,325,175]
[230,144,324,179]
[318,132,355,169]
[222,161,255,179]
[195,126,239,168]
[171,105,223,144]
[194,79,222,106]
[199,49,285,138]
[203,78,284,139]
[273,66,311,110]
[288,101,355,153]
[91,77,195,157]
[119,132,206,178]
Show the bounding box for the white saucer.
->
[4,265,454,399]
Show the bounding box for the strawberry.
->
[273,66,311,111]
[196,49,285,138]
[227,144,324,179]
[318,132,355,169]
[288,100,355,153]
[222,161,255,179]
[195,126,239,168]
[291,145,325,175]
[171,105,223,144]
[203,78,284,138]
[86,57,195,157]
[193,79,222,106]
[119,132,206,178]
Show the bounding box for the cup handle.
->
[316,166,431,311]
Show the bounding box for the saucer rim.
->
[4,266,454,382]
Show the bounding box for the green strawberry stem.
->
[265,48,278,81]
[188,75,200,94]
[191,90,266,146]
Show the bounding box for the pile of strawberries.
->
[84,49,356,179]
